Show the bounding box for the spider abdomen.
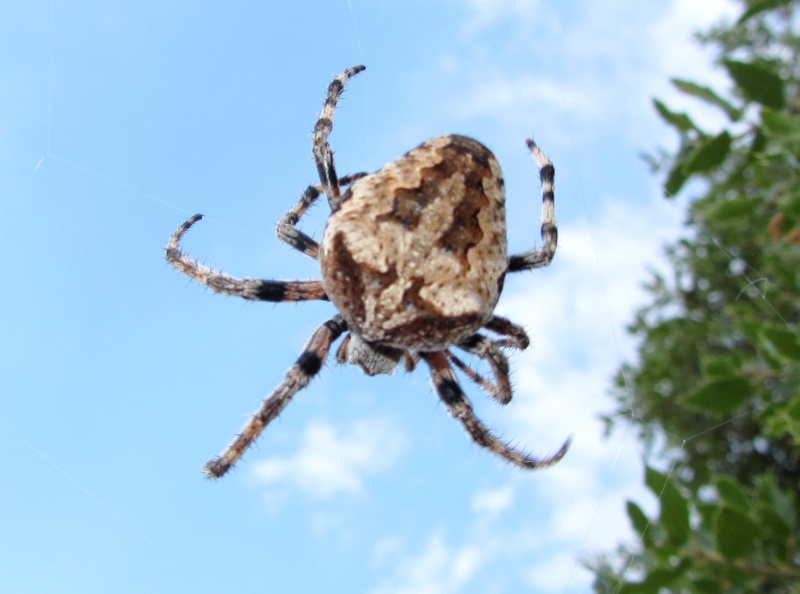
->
[319,134,508,351]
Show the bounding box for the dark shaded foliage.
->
[590,1,800,592]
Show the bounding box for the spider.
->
[167,65,571,478]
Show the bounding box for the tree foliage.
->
[591,1,800,591]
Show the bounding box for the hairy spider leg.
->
[312,65,366,209]
[277,173,368,260]
[422,351,571,469]
[446,315,532,404]
[204,315,348,478]
[166,214,328,302]
[483,315,531,350]
[445,350,511,405]
[450,335,514,404]
[507,139,557,272]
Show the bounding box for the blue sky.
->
[1,1,738,592]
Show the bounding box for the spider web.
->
[1,2,774,593]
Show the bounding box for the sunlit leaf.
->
[653,99,698,132]
[672,79,742,120]
[761,108,800,154]
[738,0,794,24]
[684,131,732,174]
[761,108,800,140]
[724,59,785,109]
[708,197,761,222]
[664,160,689,196]
[764,393,800,444]
[627,500,651,537]
[760,327,800,361]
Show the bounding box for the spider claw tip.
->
[203,458,228,480]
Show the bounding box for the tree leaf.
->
[707,197,761,222]
[761,107,800,140]
[702,357,736,378]
[761,108,800,154]
[640,561,691,591]
[756,474,795,538]
[682,377,751,413]
[664,160,689,196]
[587,4,800,590]
[715,476,749,513]
[653,98,698,132]
[615,559,690,594]
[723,59,785,109]
[672,79,742,120]
[693,578,726,594]
[738,0,794,24]
[646,467,690,545]
[627,500,651,537]
[764,393,800,444]
[714,506,760,559]
[684,131,732,174]
[760,327,800,361]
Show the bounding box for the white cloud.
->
[249,417,407,499]
[526,549,586,592]
[369,530,486,594]
[443,0,739,148]
[372,535,405,567]
[460,0,548,34]
[471,484,514,516]
[452,73,596,126]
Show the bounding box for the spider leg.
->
[507,139,557,273]
[446,350,508,404]
[204,315,348,478]
[484,315,531,350]
[453,318,531,404]
[167,214,328,302]
[450,336,514,405]
[277,173,369,259]
[403,351,420,373]
[312,65,366,210]
[421,351,571,470]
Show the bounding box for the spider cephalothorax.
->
[167,65,570,478]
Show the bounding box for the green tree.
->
[591,1,800,592]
